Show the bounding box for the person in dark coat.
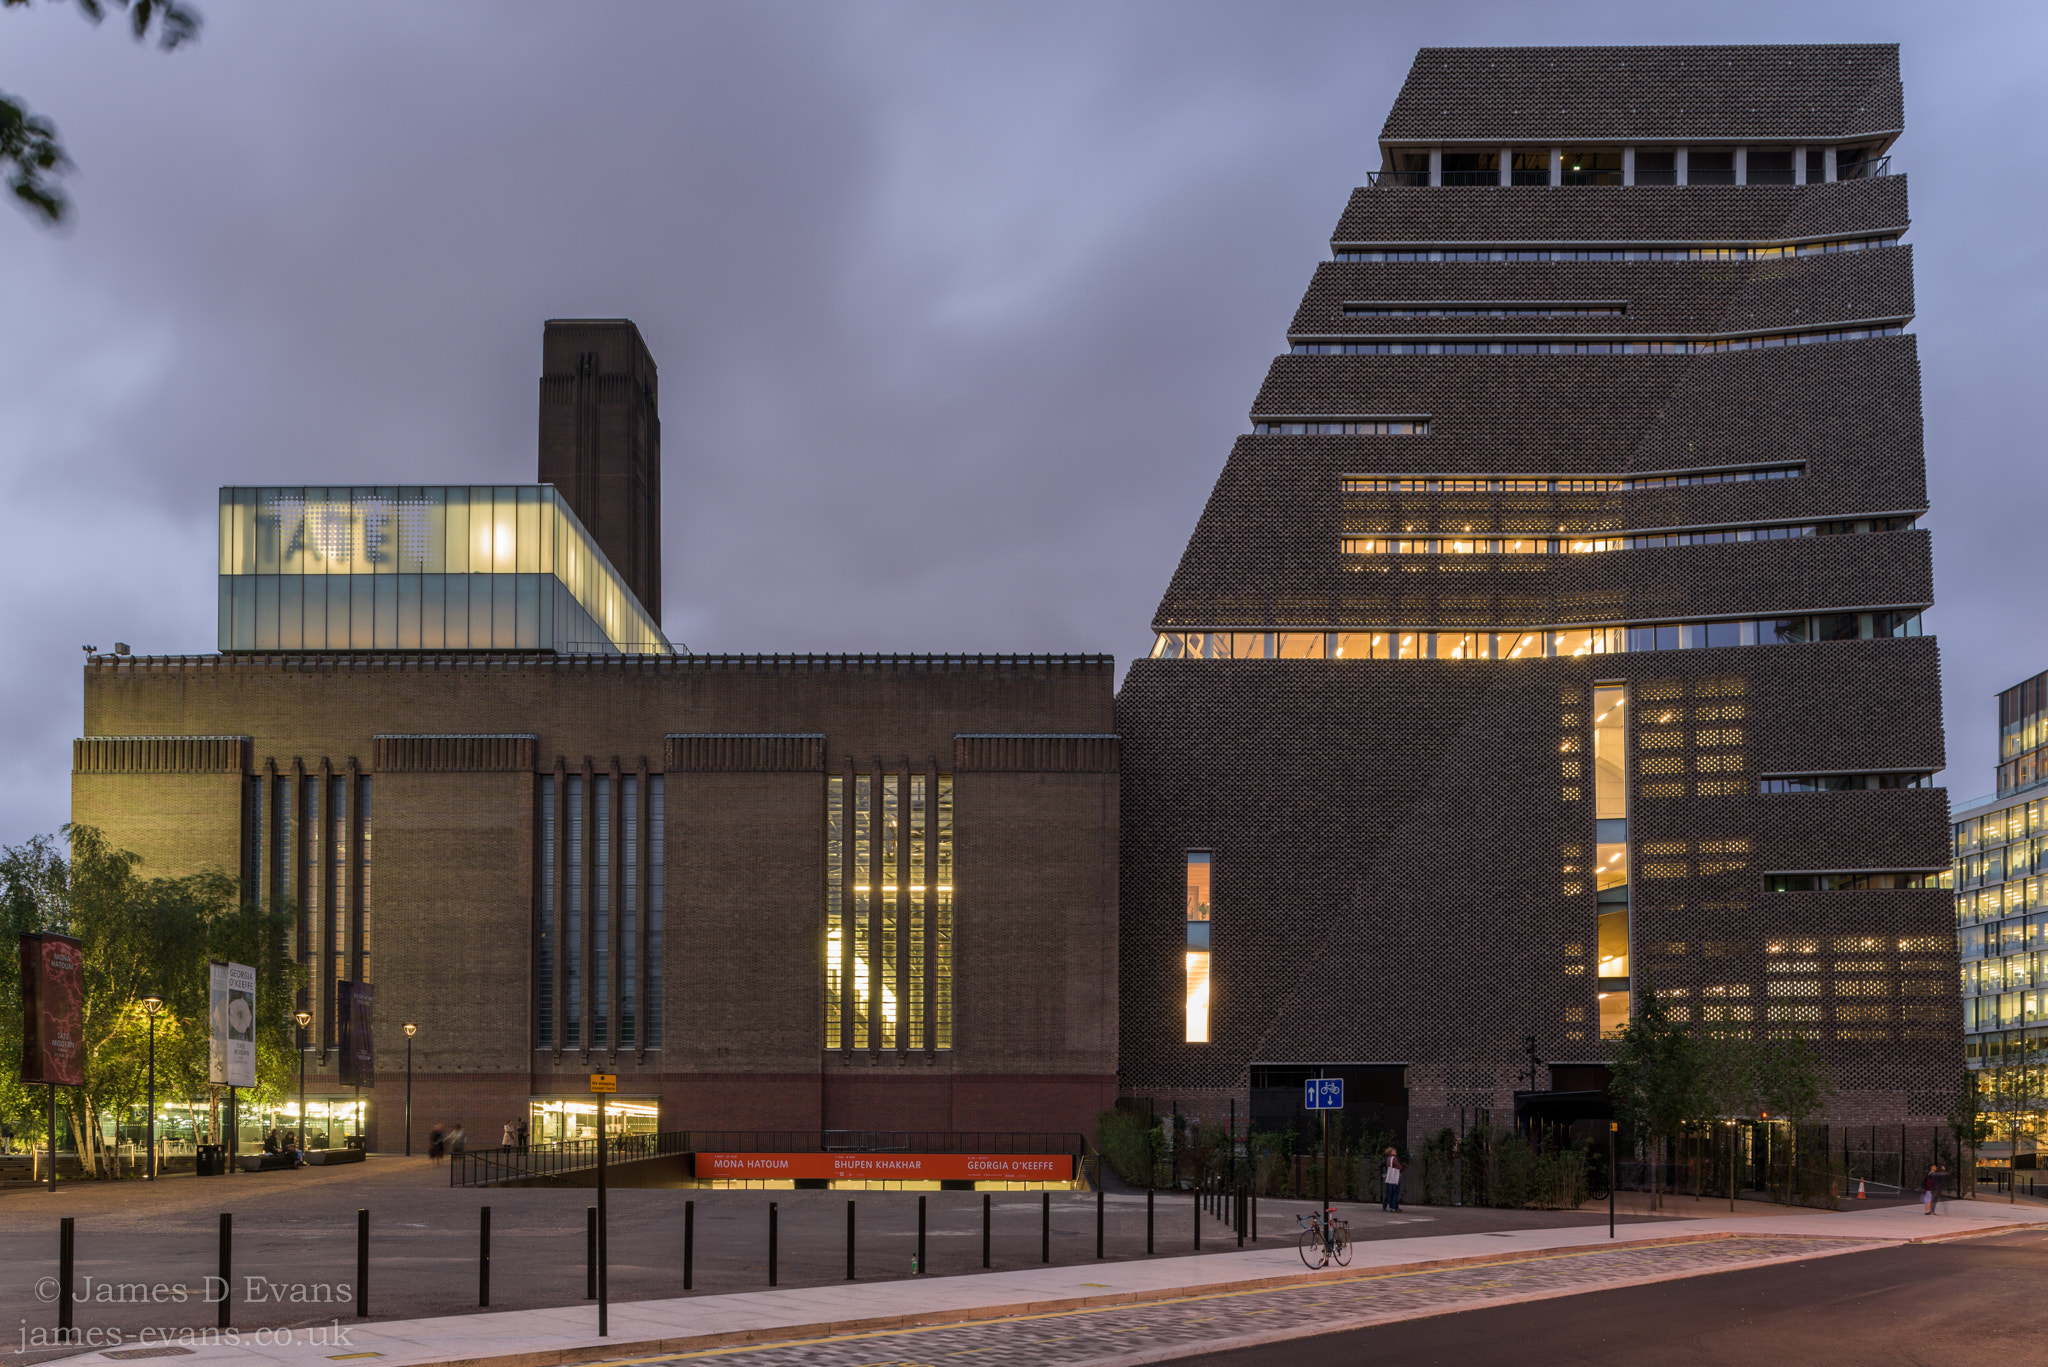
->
[1379,1147,1405,1211]
[1923,1163,1944,1215]
[429,1124,446,1163]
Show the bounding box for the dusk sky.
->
[4,1,2043,845]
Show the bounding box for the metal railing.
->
[452,1129,1085,1187]
[1836,155,1893,180]
[1364,169,1428,187]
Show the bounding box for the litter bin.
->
[196,1143,226,1177]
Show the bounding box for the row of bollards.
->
[47,1185,1261,1332]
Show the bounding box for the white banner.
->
[208,960,257,1088]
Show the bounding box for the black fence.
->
[452,1130,1085,1188]
[1590,1123,1967,1207]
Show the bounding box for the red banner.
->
[19,933,86,1086]
[694,1152,1076,1182]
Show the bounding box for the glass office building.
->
[218,485,673,655]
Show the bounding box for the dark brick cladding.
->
[74,653,1119,1141]
[1331,178,1907,247]
[1379,45,1903,143]
[1117,45,1955,1133]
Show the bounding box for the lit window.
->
[1186,852,1211,1043]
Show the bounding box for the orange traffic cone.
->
[1857,1178,1867,1199]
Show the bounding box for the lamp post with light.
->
[403,1023,418,1157]
[294,1010,312,1150]
[140,992,164,1179]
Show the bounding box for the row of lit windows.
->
[1332,236,1900,263]
[1955,838,2048,890]
[1767,871,1945,892]
[1761,773,1934,793]
[1341,466,1801,493]
[1289,325,1906,356]
[1957,878,2048,926]
[1962,918,2046,959]
[1150,613,1924,662]
[1253,420,1429,435]
[1956,800,2048,855]
[825,771,954,1052]
[1962,952,2044,995]
[1341,304,1627,317]
[1341,518,1911,556]
[1965,1029,2048,1063]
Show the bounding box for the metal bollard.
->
[769,1202,779,1287]
[1041,1191,1050,1264]
[219,1213,232,1329]
[479,1206,491,1306]
[58,1217,74,1332]
[1096,1186,1104,1259]
[918,1195,927,1275]
[684,1199,695,1292]
[1193,1186,1200,1251]
[1252,1188,1258,1242]
[846,1198,856,1280]
[586,1206,597,1299]
[1147,1187,1154,1254]
[356,1209,368,1318]
[982,1192,991,1268]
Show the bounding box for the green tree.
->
[1948,1067,1989,1199]
[1753,1030,1832,1205]
[2,826,299,1174]
[1608,981,1707,1209]
[3,0,201,223]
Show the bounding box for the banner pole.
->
[48,1082,57,1192]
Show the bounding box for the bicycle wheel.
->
[1298,1226,1326,1269]
[1331,1224,1352,1267]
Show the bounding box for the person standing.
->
[502,1118,517,1150]
[516,1117,529,1153]
[1380,1147,1404,1212]
[449,1121,466,1159]
[1923,1162,1943,1216]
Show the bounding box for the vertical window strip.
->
[303,777,321,1041]
[275,777,296,986]
[825,774,844,1049]
[935,775,953,1051]
[538,775,555,1047]
[648,775,663,1047]
[246,777,263,905]
[908,774,926,1050]
[566,775,583,1048]
[621,775,637,1048]
[881,774,899,1050]
[594,776,610,1048]
[1593,685,1631,1039]
[853,775,871,1049]
[331,776,347,1005]
[359,777,372,983]
[1185,851,1212,1044]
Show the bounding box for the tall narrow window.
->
[908,774,927,1049]
[538,775,555,1047]
[358,777,372,984]
[246,777,264,905]
[330,775,346,1032]
[620,775,637,1048]
[825,774,844,1048]
[1594,685,1631,1036]
[566,774,583,1048]
[880,774,899,1049]
[275,777,296,995]
[1186,852,1212,1043]
[594,776,610,1048]
[647,775,663,1047]
[853,774,872,1049]
[935,775,953,1050]
[303,776,321,1036]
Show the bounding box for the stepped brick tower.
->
[539,319,663,624]
[1116,45,1956,1140]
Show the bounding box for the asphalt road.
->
[1174,1226,2048,1367]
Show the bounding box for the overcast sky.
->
[3,0,2043,843]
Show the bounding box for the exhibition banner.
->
[692,1151,1075,1182]
[18,933,85,1086]
[208,960,257,1088]
[337,980,376,1087]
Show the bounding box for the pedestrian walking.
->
[1923,1162,1943,1215]
[449,1121,467,1158]
[429,1123,446,1164]
[1380,1147,1404,1212]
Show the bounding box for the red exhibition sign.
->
[18,933,86,1086]
[693,1152,1076,1182]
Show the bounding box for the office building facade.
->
[1117,45,1958,1136]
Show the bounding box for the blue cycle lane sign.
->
[1304,1078,1344,1110]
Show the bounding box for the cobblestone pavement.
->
[573,1235,1878,1367]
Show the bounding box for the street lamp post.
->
[140,993,164,1180]
[294,1011,312,1151]
[402,1024,418,1157]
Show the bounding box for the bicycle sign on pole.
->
[1304,1078,1342,1233]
